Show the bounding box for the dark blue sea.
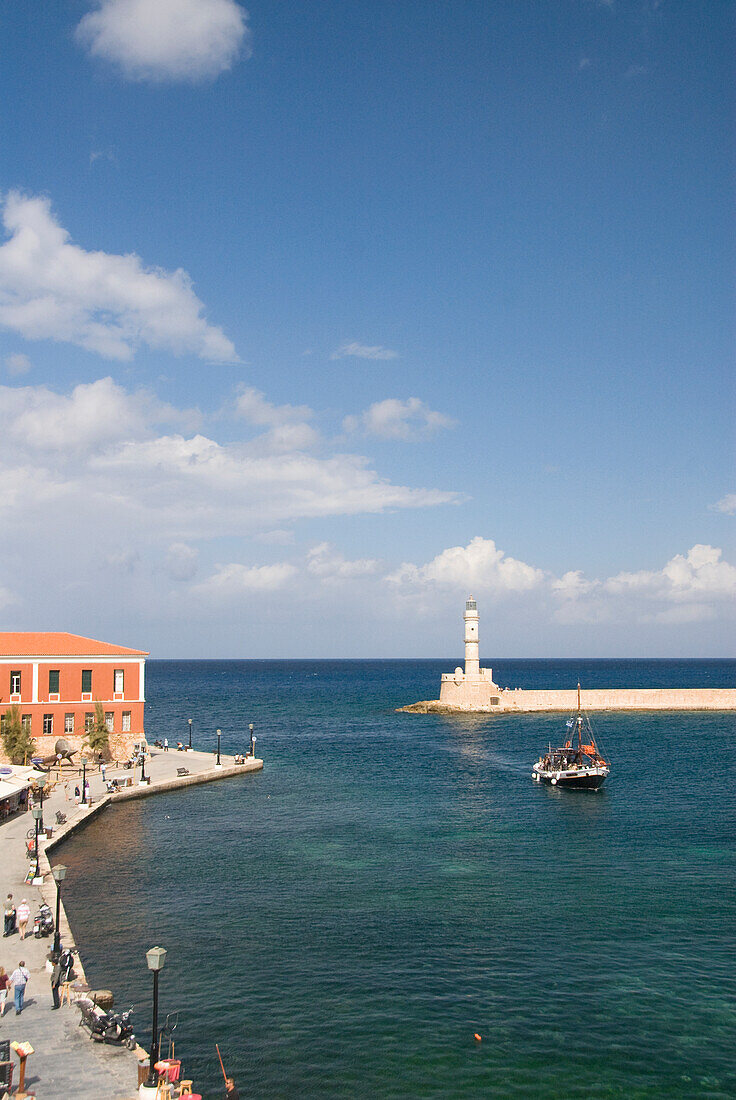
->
[60,660,736,1098]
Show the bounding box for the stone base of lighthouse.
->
[438,666,502,708]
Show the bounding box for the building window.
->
[43,714,53,736]
[49,669,60,694]
[85,712,94,733]
[114,669,124,694]
[64,713,74,735]
[21,714,32,734]
[122,711,131,732]
[81,669,92,694]
[105,711,114,732]
[10,670,21,694]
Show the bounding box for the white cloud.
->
[331,341,399,361]
[235,387,312,427]
[235,386,319,452]
[0,192,237,362]
[77,0,250,83]
[307,542,379,580]
[4,352,31,375]
[388,536,545,593]
[0,376,186,452]
[344,397,455,441]
[713,493,736,515]
[193,561,297,597]
[552,544,736,624]
[0,379,457,543]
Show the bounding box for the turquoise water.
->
[59,660,736,1098]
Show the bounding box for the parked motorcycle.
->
[59,947,77,983]
[78,997,136,1048]
[33,902,54,938]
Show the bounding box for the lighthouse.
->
[464,595,480,677]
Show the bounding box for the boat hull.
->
[532,765,608,790]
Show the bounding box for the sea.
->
[59,659,736,1099]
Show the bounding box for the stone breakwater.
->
[400,687,736,714]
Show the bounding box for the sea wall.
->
[402,687,736,713]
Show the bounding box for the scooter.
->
[78,997,136,1048]
[33,902,54,938]
[59,946,77,983]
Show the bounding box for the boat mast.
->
[577,682,583,757]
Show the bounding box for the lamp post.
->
[52,865,67,957]
[187,718,192,750]
[81,760,87,805]
[37,774,47,831]
[144,946,167,1089]
[216,728,222,767]
[249,723,254,757]
[32,805,43,880]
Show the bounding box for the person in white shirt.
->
[9,960,30,1014]
[16,899,30,940]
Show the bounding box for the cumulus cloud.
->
[0,192,237,362]
[713,493,736,515]
[235,386,319,452]
[552,545,736,624]
[0,378,457,543]
[193,561,297,597]
[0,376,186,452]
[388,536,545,593]
[76,0,250,83]
[343,397,455,441]
[4,352,31,375]
[307,542,379,580]
[331,342,399,361]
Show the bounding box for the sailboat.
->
[532,683,610,790]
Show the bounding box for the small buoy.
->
[474,1033,482,1042]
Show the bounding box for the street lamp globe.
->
[52,864,67,884]
[32,805,43,822]
[146,946,167,972]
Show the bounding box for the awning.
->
[0,777,28,800]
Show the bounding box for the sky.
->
[0,0,733,658]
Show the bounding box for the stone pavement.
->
[1,745,262,1098]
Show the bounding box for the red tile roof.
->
[0,632,148,657]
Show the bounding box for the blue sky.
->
[0,0,733,657]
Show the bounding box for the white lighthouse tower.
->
[464,594,480,677]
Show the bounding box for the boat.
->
[532,683,610,790]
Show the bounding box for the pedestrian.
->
[64,781,70,801]
[100,762,106,782]
[84,779,91,802]
[163,737,169,752]
[0,967,9,1016]
[16,899,30,941]
[3,893,16,936]
[9,960,30,1015]
[74,785,80,805]
[50,956,62,1009]
[225,1078,240,1100]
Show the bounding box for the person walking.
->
[74,785,80,805]
[100,762,106,782]
[9,961,30,1015]
[84,779,91,802]
[3,893,16,936]
[0,967,10,1016]
[50,956,62,1009]
[163,737,169,752]
[16,899,30,941]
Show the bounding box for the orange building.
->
[0,632,148,762]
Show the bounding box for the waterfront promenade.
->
[0,746,262,1099]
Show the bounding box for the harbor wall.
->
[409,685,736,713]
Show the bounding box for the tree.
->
[85,700,110,760]
[1,704,36,764]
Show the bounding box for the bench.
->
[176,767,190,777]
[55,810,67,825]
